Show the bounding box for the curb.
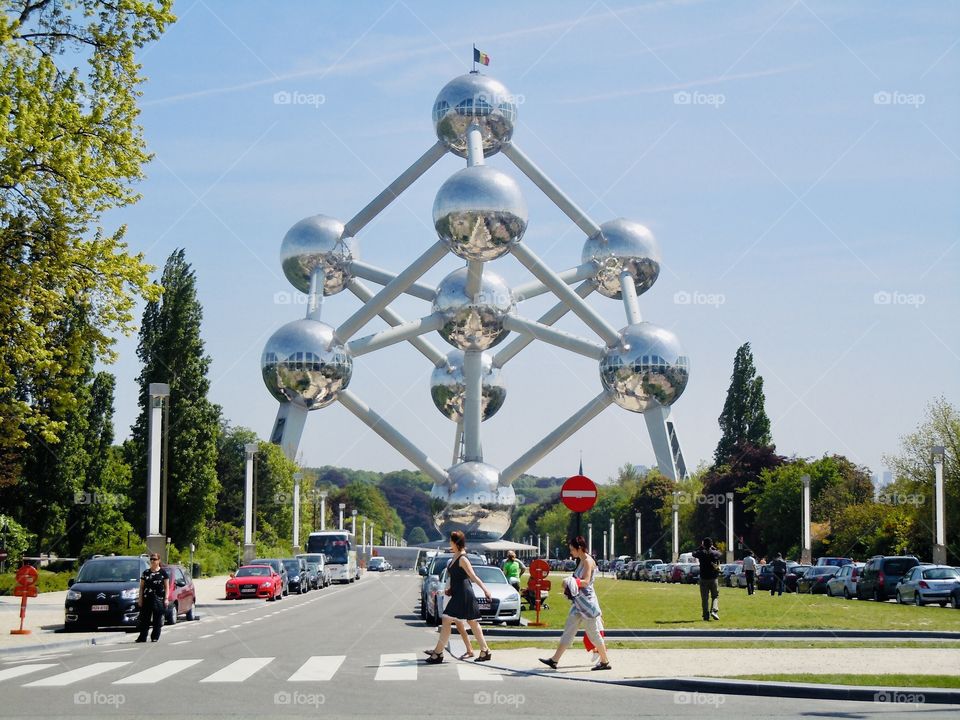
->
[484,628,960,639]
[0,632,126,657]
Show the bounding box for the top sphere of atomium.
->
[581,218,661,299]
[432,267,515,351]
[280,215,357,295]
[433,165,528,261]
[600,322,689,412]
[261,318,352,410]
[433,74,517,158]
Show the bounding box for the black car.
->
[65,555,149,630]
[857,555,920,601]
[253,558,290,596]
[282,558,309,594]
[785,565,812,593]
[756,565,776,591]
[797,566,839,594]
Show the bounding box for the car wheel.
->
[951,595,959,609]
[507,618,521,626]
[826,585,833,597]
[914,594,922,607]
[873,588,882,602]
[897,591,904,604]
[165,603,178,625]
[844,587,851,600]
[939,602,947,607]
[186,605,196,621]
[283,588,289,596]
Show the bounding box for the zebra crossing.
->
[2,653,504,687]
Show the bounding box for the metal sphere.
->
[433,165,528,261]
[432,74,517,158]
[280,215,357,295]
[261,319,352,410]
[430,350,506,422]
[581,218,661,299]
[600,322,689,413]
[431,462,516,541]
[433,267,515,351]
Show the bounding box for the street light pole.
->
[635,511,642,558]
[338,503,345,531]
[243,442,258,564]
[933,446,946,564]
[587,523,593,556]
[319,491,328,531]
[801,474,812,564]
[146,383,170,559]
[292,472,302,554]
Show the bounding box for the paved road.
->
[0,572,955,719]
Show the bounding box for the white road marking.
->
[456,662,503,681]
[114,659,203,685]
[375,653,417,681]
[24,662,131,687]
[199,634,214,639]
[199,657,274,683]
[288,655,346,682]
[170,640,192,645]
[0,664,58,682]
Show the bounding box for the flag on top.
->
[474,46,491,67]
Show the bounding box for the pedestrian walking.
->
[135,553,169,643]
[693,537,722,621]
[425,531,493,664]
[771,553,787,596]
[742,551,757,595]
[539,536,611,671]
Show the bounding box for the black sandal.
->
[425,651,444,664]
[539,657,558,669]
[475,650,492,662]
[591,661,612,671]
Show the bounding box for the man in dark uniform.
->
[136,553,170,643]
[692,537,722,621]
[770,553,788,596]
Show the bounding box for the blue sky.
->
[103,0,959,486]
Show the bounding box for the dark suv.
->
[857,555,920,601]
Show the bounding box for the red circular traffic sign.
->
[15,565,38,586]
[529,559,550,580]
[561,475,598,513]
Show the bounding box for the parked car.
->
[431,565,521,626]
[797,566,839,594]
[785,565,812,593]
[252,558,290,596]
[816,557,855,568]
[667,564,685,583]
[418,552,485,621]
[650,563,669,582]
[368,557,392,572]
[281,558,310,594]
[951,583,960,609]
[825,563,863,598]
[296,553,330,589]
[225,564,283,601]
[896,565,960,606]
[858,555,920,601]
[756,564,776,591]
[641,559,664,580]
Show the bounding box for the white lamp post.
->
[146,383,170,559]
[933,446,946,564]
[338,503,345,531]
[635,511,642,558]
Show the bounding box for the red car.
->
[164,563,197,623]
[226,565,283,601]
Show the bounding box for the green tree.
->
[214,424,259,525]
[407,526,429,545]
[127,249,221,547]
[714,342,773,463]
[0,0,174,482]
[330,481,403,544]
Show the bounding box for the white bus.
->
[306,531,358,584]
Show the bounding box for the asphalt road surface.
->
[0,572,955,719]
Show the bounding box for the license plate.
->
[91,604,109,612]
[477,601,491,610]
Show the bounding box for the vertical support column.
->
[362,520,367,554]
[545,535,550,561]
[932,446,947,564]
[306,267,323,320]
[270,402,309,462]
[635,512,642,558]
[801,474,812,565]
[463,350,483,462]
[146,383,169,558]
[292,472,302,554]
[603,532,608,573]
[319,491,327,531]
[351,510,358,540]
[338,503,345,531]
[466,124,485,167]
[243,443,258,563]
[370,522,375,551]
[609,517,615,560]
[587,523,593,556]
[620,270,642,325]
[644,406,683,480]
[672,491,680,563]
[725,492,734,563]
[537,534,541,557]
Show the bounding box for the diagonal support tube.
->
[346,313,444,358]
[493,281,595,368]
[347,280,446,367]
[500,391,613,485]
[337,240,448,343]
[620,269,642,325]
[502,142,601,237]
[513,262,596,303]
[512,242,620,347]
[338,389,448,485]
[502,315,605,360]
[343,141,448,238]
[462,350,483,462]
[350,260,436,301]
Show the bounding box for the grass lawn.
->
[488,640,960,650]
[729,674,960,689]
[513,575,960,631]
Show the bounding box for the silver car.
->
[419,552,485,622]
[650,563,669,582]
[296,553,330,589]
[896,565,960,606]
[432,564,521,626]
[826,562,864,599]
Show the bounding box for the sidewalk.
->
[0,575,231,654]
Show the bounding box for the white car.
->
[368,557,392,572]
[431,565,521,626]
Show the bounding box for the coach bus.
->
[306,531,358,584]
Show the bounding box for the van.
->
[678,552,695,564]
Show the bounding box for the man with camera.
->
[692,537,722,621]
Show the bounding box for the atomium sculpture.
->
[262,71,690,542]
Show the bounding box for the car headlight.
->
[292,575,300,582]
[121,588,139,600]
[66,589,81,601]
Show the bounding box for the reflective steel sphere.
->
[581,218,661,299]
[431,462,516,541]
[430,350,506,422]
[433,74,517,157]
[261,319,352,409]
[600,322,689,412]
[280,215,357,295]
[433,165,527,261]
[432,267,515,350]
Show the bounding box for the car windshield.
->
[237,567,271,577]
[923,568,959,580]
[884,559,917,575]
[472,567,508,584]
[282,561,300,573]
[253,559,279,572]
[76,559,142,583]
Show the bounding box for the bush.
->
[0,569,74,595]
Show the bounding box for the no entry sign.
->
[561,475,598,513]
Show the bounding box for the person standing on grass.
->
[539,536,611,671]
[771,553,787,596]
[742,551,757,595]
[693,537,722,621]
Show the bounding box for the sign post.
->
[10,565,38,635]
[561,475,598,541]
[527,558,551,627]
